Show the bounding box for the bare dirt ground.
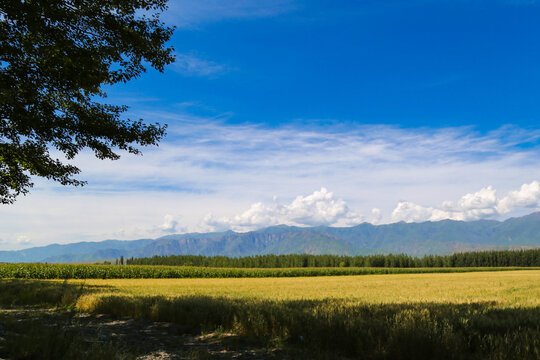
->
[0,309,288,360]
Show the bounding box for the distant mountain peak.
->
[2,212,540,263]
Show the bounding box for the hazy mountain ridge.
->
[2,212,540,263]
[0,239,155,263]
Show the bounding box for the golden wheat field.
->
[74,270,540,309]
[2,270,540,359]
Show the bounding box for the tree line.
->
[125,249,540,268]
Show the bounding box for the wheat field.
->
[2,270,539,359]
[72,270,540,308]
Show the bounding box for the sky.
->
[2,0,540,250]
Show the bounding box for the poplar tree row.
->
[126,249,540,268]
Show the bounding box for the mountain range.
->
[2,212,540,263]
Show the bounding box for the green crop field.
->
[1,269,539,359]
[1,262,540,279]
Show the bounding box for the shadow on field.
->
[0,279,111,308]
[81,295,540,360]
[1,279,539,359]
[0,311,137,360]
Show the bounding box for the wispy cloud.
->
[2,112,540,248]
[172,53,228,77]
[164,0,298,27]
[43,115,540,209]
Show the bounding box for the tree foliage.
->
[0,0,175,203]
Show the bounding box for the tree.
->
[0,0,175,204]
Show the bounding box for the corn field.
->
[1,263,538,279]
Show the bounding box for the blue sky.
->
[2,0,540,249]
[117,0,540,130]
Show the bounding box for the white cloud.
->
[16,235,31,245]
[497,181,540,214]
[0,235,34,250]
[392,201,436,223]
[161,214,179,233]
[287,188,363,226]
[392,181,540,223]
[370,208,382,224]
[202,188,365,231]
[172,53,227,77]
[457,186,498,210]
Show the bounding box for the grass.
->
[1,270,539,359]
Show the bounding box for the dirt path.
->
[0,309,287,360]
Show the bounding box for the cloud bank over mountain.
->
[202,188,374,231]
[190,181,540,232]
[392,181,540,223]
